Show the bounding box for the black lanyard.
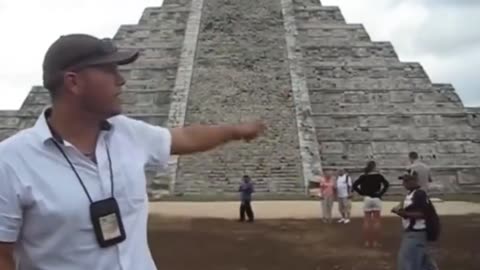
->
[52,140,114,203]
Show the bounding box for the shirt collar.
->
[33,107,113,144]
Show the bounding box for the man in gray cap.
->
[0,34,265,270]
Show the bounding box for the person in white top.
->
[335,169,353,224]
[0,34,266,270]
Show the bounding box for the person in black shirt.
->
[392,173,438,270]
[352,161,390,248]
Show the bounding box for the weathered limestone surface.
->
[1,0,480,197]
[175,0,304,195]
[292,0,480,194]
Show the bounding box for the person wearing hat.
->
[0,34,266,270]
[392,173,439,270]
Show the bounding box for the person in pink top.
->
[319,170,336,223]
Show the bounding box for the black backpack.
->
[424,198,441,242]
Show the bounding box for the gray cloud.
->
[420,0,480,6]
[422,46,480,107]
[412,5,480,55]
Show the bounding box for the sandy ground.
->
[149,200,480,219]
[148,216,480,270]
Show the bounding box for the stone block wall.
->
[292,0,480,194]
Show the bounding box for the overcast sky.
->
[0,0,478,110]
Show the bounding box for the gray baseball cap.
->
[42,33,139,89]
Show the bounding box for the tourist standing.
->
[319,171,336,223]
[238,175,255,222]
[335,169,353,224]
[352,161,390,248]
[407,151,433,192]
[392,173,439,270]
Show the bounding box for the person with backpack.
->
[335,169,353,224]
[392,173,439,270]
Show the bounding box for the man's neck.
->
[48,104,103,153]
[408,186,420,192]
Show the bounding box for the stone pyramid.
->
[1,0,479,199]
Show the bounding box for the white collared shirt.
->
[0,109,171,270]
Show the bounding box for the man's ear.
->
[63,71,81,96]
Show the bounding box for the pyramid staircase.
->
[1,0,479,199]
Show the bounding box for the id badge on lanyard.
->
[53,140,127,248]
[90,197,126,247]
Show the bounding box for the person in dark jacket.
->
[392,173,439,270]
[238,175,255,222]
[352,161,390,248]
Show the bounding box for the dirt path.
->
[149,200,480,219]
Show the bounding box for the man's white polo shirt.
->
[0,109,171,270]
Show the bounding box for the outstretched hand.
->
[232,120,266,142]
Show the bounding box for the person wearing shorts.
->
[335,169,352,224]
[353,161,390,248]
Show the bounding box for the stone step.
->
[297,25,370,42]
[301,41,399,63]
[298,23,368,30]
[320,153,480,168]
[174,186,306,195]
[311,102,462,115]
[466,107,480,131]
[138,4,191,26]
[431,83,463,107]
[305,61,422,68]
[319,141,479,156]
[117,41,183,50]
[306,62,428,79]
[312,114,470,131]
[116,36,185,46]
[124,79,174,91]
[309,88,466,106]
[0,113,22,128]
[315,126,478,142]
[294,6,345,24]
[115,24,187,40]
[18,88,172,110]
[307,77,432,90]
[122,73,176,90]
[119,61,179,71]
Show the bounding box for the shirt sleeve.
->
[0,162,23,242]
[120,116,172,167]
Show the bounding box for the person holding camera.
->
[392,173,439,270]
